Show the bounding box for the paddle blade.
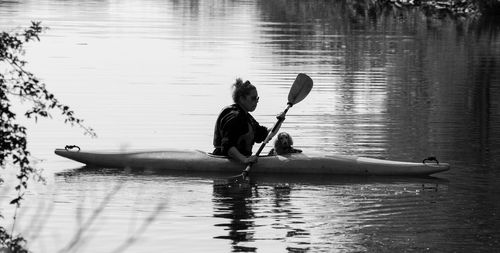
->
[288,73,313,105]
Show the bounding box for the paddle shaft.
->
[242,103,292,176]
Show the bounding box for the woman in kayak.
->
[213,78,283,164]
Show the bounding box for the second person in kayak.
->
[213,78,283,164]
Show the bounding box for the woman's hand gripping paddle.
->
[214,73,313,189]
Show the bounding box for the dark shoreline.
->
[380,0,500,18]
[344,0,500,19]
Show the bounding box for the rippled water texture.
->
[1,0,499,252]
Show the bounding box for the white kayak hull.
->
[54,148,450,176]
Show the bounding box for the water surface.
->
[1,0,499,252]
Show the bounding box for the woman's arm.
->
[228,146,258,164]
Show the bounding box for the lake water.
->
[1,0,499,252]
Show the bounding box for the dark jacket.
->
[213,104,268,156]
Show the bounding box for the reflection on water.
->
[211,175,453,252]
[210,170,500,253]
[1,165,499,252]
[1,0,500,252]
[213,191,257,252]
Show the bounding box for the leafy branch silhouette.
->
[1,22,96,252]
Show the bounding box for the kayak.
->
[54,148,450,176]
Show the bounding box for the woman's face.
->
[239,88,259,112]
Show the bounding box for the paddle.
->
[214,73,313,189]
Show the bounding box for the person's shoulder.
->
[220,104,237,113]
[219,104,237,110]
[219,104,242,119]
